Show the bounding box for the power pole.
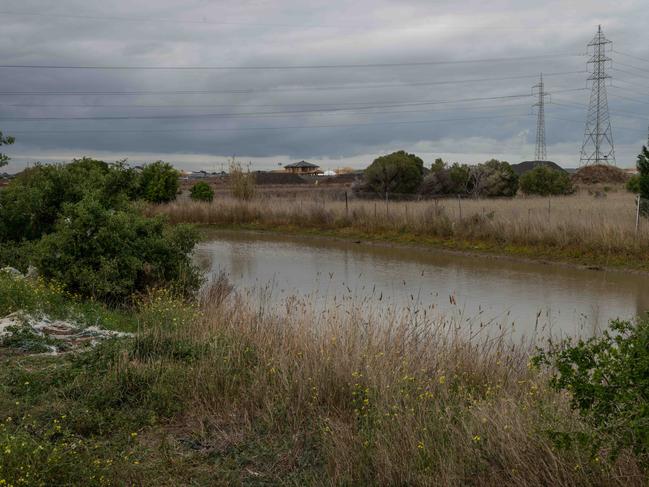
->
[580,25,615,166]
[532,73,548,161]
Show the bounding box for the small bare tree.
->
[229,157,256,200]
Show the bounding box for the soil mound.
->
[254,172,306,185]
[511,160,565,176]
[571,164,629,185]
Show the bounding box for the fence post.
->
[547,197,551,224]
[385,192,389,218]
[345,191,349,219]
[457,195,462,220]
[636,194,641,237]
[374,201,377,220]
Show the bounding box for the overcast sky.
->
[1,0,648,172]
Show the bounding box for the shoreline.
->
[196,223,649,275]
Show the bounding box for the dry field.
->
[152,189,648,265]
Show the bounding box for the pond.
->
[195,230,649,340]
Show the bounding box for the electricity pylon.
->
[580,25,615,166]
[532,73,548,161]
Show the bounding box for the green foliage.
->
[626,175,641,194]
[636,147,649,215]
[519,165,574,196]
[421,160,518,197]
[0,158,199,304]
[471,159,519,197]
[31,198,200,303]
[431,158,446,173]
[0,158,139,243]
[364,150,424,195]
[533,318,649,466]
[189,181,214,202]
[0,130,14,167]
[139,161,179,203]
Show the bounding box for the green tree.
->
[190,181,214,202]
[431,158,446,173]
[471,159,519,197]
[139,161,179,203]
[0,131,15,167]
[364,150,424,195]
[519,165,573,196]
[637,146,649,199]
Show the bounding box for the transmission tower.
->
[580,25,615,165]
[532,73,548,161]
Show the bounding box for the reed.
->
[136,284,643,485]
[151,190,648,264]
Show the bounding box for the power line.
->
[613,50,649,65]
[0,71,585,99]
[0,93,540,122]
[614,61,649,75]
[5,113,533,135]
[0,53,582,71]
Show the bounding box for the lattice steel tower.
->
[532,73,548,161]
[580,25,615,165]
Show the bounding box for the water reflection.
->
[195,230,649,340]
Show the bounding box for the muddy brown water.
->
[195,230,649,340]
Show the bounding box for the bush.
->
[519,165,574,196]
[470,159,519,197]
[0,158,139,243]
[0,158,200,303]
[190,181,214,202]
[32,197,201,303]
[229,159,256,201]
[421,160,517,197]
[139,161,179,203]
[363,151,424,195]
[534,317,649,466]
[627,175,641,194]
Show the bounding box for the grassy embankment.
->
[151,191,648,270]
[0,272,646,486]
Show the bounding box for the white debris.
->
[0,311,131,354]
[0,267,24,278]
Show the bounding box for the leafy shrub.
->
[0,158,139,243]
[420,162,470,196]
[139,161,179,203]
[519,165,574,196]
[627,175,640,194]
[421,160,518,197]
[229,159,256,200]
[363,150,424,195]
[470,159,519,197]
[0,158,200,304]
[190,181,214,202]
[533,317,649,466]
[0,130,14,167]
[32,197,201,303]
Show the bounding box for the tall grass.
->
[127,285,644,485]
[151,191,648,263]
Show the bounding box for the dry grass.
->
[130,285,645,485]
[150,190,648,264]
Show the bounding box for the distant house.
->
[284,161,320,175]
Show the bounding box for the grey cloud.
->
[1,0,647,172]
